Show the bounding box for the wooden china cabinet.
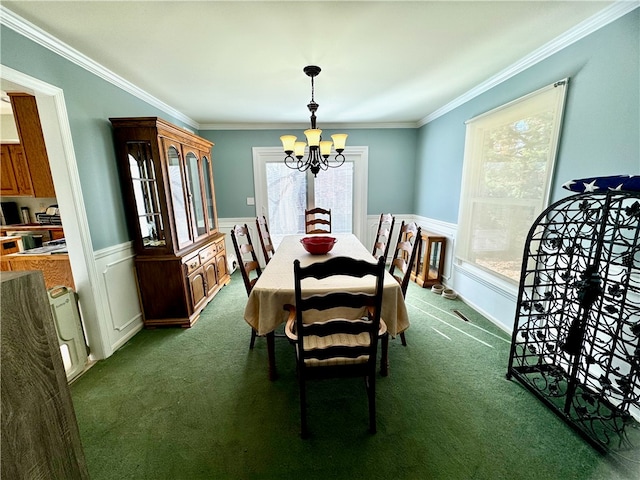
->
[110,117,230,328]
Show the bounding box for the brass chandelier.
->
[280,66,348,176]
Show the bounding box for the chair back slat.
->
[299,256,380,280]
[372,213,395,263]
[301,345,372,361]
[300,292,376,312]
[389,221,421,297]
[305,207,332,234]
[300,318,373,337]
[255,216,275,264]
[230,224,262,296]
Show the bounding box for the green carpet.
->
[70,273,639,479]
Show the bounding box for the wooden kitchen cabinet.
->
[1,143,33,196]
[110,117,230,328]
[7,93,56,198]
[1,253,75,290]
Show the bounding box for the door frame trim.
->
[1,64,110,359]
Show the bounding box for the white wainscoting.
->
[452,262,518,333]
[93,242,143,355]
[411,215,457,284]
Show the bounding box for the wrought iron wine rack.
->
[507,190,639,454]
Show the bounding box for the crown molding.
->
[418,1,639,126]
[198,121,417,131]
[0,5,199,130]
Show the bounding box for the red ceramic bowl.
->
[300,236,337,255]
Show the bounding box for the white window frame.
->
[455,79,569,284]
[252,146,368,242]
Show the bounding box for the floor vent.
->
[452,309,470,322]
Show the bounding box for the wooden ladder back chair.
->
[230,224,262,349]
[388,221,421,346]
[255,215,275,264]
[304,207,331,234]
[371,213,396,263]
[285,256,387,438]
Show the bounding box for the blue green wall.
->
[415,8,639,224]
[199,128,417,218]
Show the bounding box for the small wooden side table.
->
[410,231,446,287]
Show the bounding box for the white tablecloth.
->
[244,234,409,337]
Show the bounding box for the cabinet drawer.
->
[199,244,217,264]
[215,239,225,253]
[184,254,200,275]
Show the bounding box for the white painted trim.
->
[419,1,638,126]
[351,146,369,240]
[451,260,519,333]
[412,215,457,238]
[454,260,518,302]
[453,290,514,335]
[0,5,198,130]
[94,240,135,260]
[93,241,143,352]
[103,257,141,333]
[200,122,418,130]
[412,214,457,283]
[0,65,114,359]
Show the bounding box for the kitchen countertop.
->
[1,223,63,232]
[9,245,67,255]
[6,238,67,256]
[1,224,65,242]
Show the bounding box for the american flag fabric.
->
[562,175,640,193]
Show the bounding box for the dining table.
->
[243,233,410,380]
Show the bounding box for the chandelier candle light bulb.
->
[294,142,306,158]
[304,129,321,147]
[280,65,348,176]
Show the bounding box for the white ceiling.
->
[2,1,623,128]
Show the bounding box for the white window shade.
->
[456,80,568,283]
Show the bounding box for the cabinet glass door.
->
[165,144,191,247]
[185,151,206,238]
[202,155,216,232]
[127,142,165,248]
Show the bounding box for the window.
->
[456,80,568,283]
[262,160,353,243]
[253,147,368,246]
